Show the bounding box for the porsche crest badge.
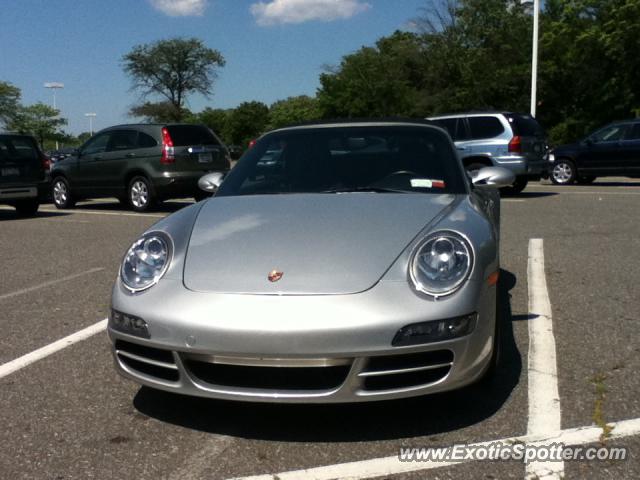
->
[268,269,284,282]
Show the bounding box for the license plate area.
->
[198,153,213,163]
[1,167,20,176]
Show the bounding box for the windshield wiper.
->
[321,186,418,194]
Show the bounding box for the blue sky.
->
[0,0,426,134]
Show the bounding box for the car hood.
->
[183,193,457,295]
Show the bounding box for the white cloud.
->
[149,0,208,17]
[250,0,370,26]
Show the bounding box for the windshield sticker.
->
[410,179,446,189]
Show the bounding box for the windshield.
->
[216,126,466,196]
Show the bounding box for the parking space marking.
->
[0,318,107,379]
[526,238,563,479]
[0,267,105,301]
[227,417,640,480]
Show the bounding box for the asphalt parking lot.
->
[1,179,640,480]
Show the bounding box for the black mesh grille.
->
[185,361,350,391]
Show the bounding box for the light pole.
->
[85,113,97,136]
[530,0,540,117]
[44,82,64,149]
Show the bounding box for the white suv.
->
[429,112,548,193]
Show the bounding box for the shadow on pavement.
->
[503,191,558,199]
[0,209,70,221]
[133,269,522,442]
[43,199,194,214]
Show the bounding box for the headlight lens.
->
[410,231,473,297]
[548,153,555,162]
[120,232,172,292]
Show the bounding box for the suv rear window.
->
[468,116,505,139]
[0,136,39,163]
[166,125,220,146]
[507,114,545,137]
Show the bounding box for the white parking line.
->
[0,267,105,301]
[0,318,107,379]
[526,238,563,479]
[227,417,640,480]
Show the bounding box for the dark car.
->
[50,124,231,211]
[549,120,640,185]
[0,133,49,216]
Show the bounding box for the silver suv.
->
[429,112,547,193]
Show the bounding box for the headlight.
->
[120,232,172,292]
[548,153,555,162]
[409,231,473,297]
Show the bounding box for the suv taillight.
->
[41,152,51,171]
[160,127,175,165]
[508,135,522,154]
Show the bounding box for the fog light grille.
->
[359,350,453,391]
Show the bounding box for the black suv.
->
[50,124,230,211]
[0,133,49,216]
[549,120,640,184]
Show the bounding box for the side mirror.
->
[198,172,225,193]
[471,167,515,189]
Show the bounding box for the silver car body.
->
[109,121,503,403]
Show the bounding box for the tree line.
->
[2,0,638,149]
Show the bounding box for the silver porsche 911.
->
[108,120,514,403]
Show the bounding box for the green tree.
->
[129,101,192,123]
[226,101,270,146]
[317,31,428,118]
[420,0,532,114]
[193,107,231,143]
[0,81,21,126]
[8,102,67,148]
[268,95,321,129]
[538,0,640,144]
[77,131,93,144]
[123,37,225,122]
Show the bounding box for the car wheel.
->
[577,175,596,185]
[128,176,155,212]
[551,159,576,185]
[14,198,39,217]
[500,176,528,196]
[52,177,75,209]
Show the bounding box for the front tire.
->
[52,177,75,209]
[14,198,39,217]
[551,159,577,185]
[128,176,155,212]
[501,176,528,195]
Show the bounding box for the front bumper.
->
[109,277,497,403]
